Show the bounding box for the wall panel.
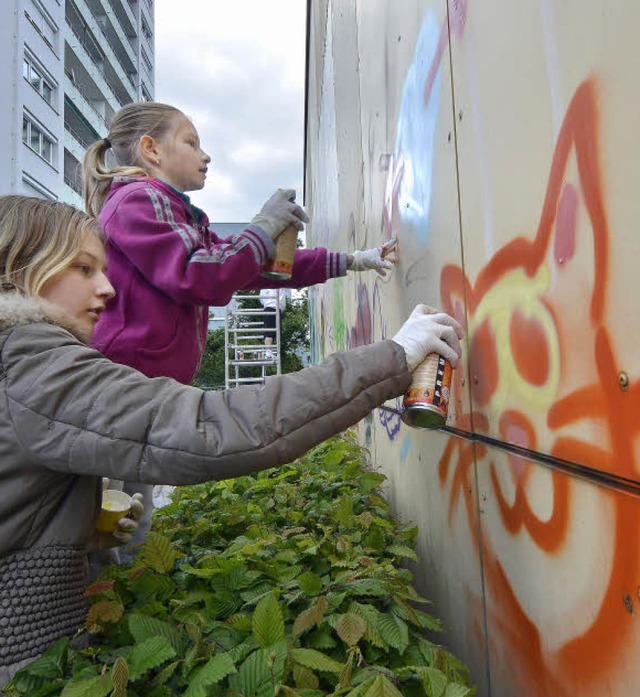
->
[305,1,640,694]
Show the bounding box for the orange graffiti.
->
[439,78,640,695]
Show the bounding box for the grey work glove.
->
[251,188,309,239]
[391,304,464,371]
[347,237,398,276]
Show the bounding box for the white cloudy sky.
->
[154,0,307,223]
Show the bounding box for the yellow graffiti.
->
[470,264,560,412]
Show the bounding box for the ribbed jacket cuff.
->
[327,252,348,278]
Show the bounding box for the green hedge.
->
[5,432,475,697]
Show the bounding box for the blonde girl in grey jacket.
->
[0,195,463,686]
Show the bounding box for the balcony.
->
[64,29,121,113]
[64,71,109,130]
[66,0,137,103]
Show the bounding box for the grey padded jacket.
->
[0,293,411,680]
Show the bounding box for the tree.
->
[193,326,226,389]
[193,290,310,389]
[280,291,309,373]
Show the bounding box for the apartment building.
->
[0,0,154,207]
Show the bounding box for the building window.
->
[141,84,152,102]
[23,54,56,106]
[24,1,59,51]
[22,116,55,164]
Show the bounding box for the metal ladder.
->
[224,290,283,388]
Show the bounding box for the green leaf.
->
[296,571,324,595]
[279,687,303,697]
[142,532,178,573]
[320,440,348,466]
[152,661,180,687]
[306,624,338,650]
[85,599,123,630]
[362,675,404,697]
[60,676,112,697]
[376,614,409,654]
[206,590,243,619]
[127,636,176,680]
[128,614,183,653]
[110,656,128,697]
[228,648,272,697]
[11,636,68,680]
[180,564,222,579]
[343,579,388,597]
[292,596,327,636]
[293,664,319,689]
[326,590,348,609]
[343,680,376,697]
[348,602,386,648]
[414,609,444,632]
[252,592,285,649]
[183,652,237,697]
[443,685,474,697]
[334,496,354,525]
[338,647,357,689]
[414,667,448,697]
[229,640,258,663]
[358,472,385,494]
[290,648,342,673]
[386,545,419,562]
[335,612,367,646]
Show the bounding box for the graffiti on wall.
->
[375,1,640,689]
[438,78,640,696]
[383,1,467,246]
[311,0,640,694]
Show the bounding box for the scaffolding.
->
[224,290,283,388]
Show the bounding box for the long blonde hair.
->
[83,101,183,216]
[0,195,103,297]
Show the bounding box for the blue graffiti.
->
[399,434,411,463]
[393,11,442,241]
[378,398,403,441]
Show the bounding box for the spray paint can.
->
[262,223,298,281]
[401,352,452,429]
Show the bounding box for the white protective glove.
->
[348,237,398,276]
[391,304,464,372]
[251,188,309,240]
[90,479,145,551]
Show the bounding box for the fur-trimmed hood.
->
[0,292,88,343]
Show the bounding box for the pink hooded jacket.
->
[92,178,347,383]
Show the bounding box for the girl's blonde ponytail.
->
[82,102,183,217]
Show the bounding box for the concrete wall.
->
[305,1,640,695]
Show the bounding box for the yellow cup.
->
[96,489,131,533]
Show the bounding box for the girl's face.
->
[40,231,115,341]
[155,115,211,192]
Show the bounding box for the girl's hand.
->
[112,493,144,545]
[251,189,309,238]
[347,238,398,276]
[88,485,145,552]
[391,304,464,371]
